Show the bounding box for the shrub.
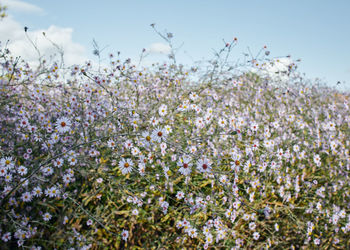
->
[0,33,349,249]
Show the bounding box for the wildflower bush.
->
[0,32,349,249]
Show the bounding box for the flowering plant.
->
[0,30,349,249]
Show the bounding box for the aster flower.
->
[196,158,212,173]
[188,227,197,238]
[4,174,12,182]
[218,117,227,128]
[1,157,15,170]
[55,117,71,134]
[63,216,69,225]
[45,186,60,198]
[132,209,139,216]
[189,92,199,101]
[43,212,52,222]
[121,230,129,241]
[107,139,116,148]
[158,104,168,116]
[1,232,11,242]
[17,165,27,176]
[53,158,64,168]
[62,174,74,184]
[151,127,167,143]
[176,191,185,199]
[253,232,260,240]
[177,155,192,176]
[164,125,172,134]
[118,158,133,175]
[68,156,77,166]
[32,186,42,197]
[131,147,140,156]
[42,166,54,176]
[0,166,7,176]
[21,192,32,202]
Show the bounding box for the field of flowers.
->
[0,38,349,249]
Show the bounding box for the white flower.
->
[62,174,74,184]
[131,147,140,156]
[189,146,197,154]
[121,230,129,241]
[249,222,256,231]
[250,122,258,132]
[63,216,69,225]
[196,158,212,173]
[293,144,300,152]
[188,228,197,238]
[218,117,227,128]
[176,191,185,199]
[177,155,192,176]
[51,133,60,143]
[45,186,60,198]
[107,139,116,148]
[55,117,71,134]
[0,166,7,176]
[21,192,32,202]
[32,186,42,197]
[42,166,54,176]
[149,116,159,126]
[253,232,260,240]
[43,212,52,221]
[1,157,14,169]
[68,156,77,166]
[313,154,321,165]
[164,125,172,134]
[118,158,133,175]
[189,92,199,101]
[151,127,167,143]
[4,174,12,182]
[195,117,205,128]
[17,166,27,176]
[1,232,11,242]
[158,104,168,116]
[53,158,64,168]
[314,238,320,245]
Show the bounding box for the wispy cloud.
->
[0,16,88,66]
[147,43,171,54]
[2,0,44,14]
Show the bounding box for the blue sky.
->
[1,0,350,90]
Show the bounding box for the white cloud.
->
[258,57,294,83]
[2,0,44,14]
[0,16,88,67]
[148,42,171,54]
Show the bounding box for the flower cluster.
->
[0,40,349,249]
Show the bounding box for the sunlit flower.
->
[158,104,168,116]
[118,158,133,175]
[177,155,192,176]
[151,127,167,143]
[55,117,71,133]
[197,158,212,173]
